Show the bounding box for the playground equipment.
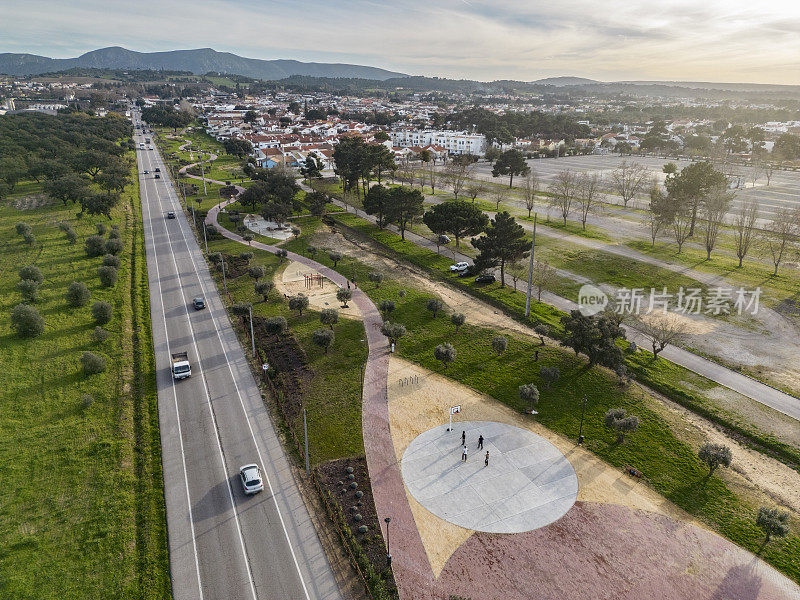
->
[303,273,324,289]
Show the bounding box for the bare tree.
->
[444,161,471,199]
[548,170,578,226]
[576,172,602,231]
[522,170,539,217]
[747,162,763,188]
[531,260,557,301]
[427,162,438,194]
[699,188,733,260]
[610,160,649,207]
[733,198,759,267]
[672,199,694,253]
[464,180,486,204]
[645,181,668,247]
[761,160,775,186]
[490,185,509,211]
[636,312,688,359]
[764,207,800,276]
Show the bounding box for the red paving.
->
[207,200,800,600]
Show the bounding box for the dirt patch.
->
[274,261,361,319]
[316,457,398,596]
[13,194,52,211]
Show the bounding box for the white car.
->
[239,464,264,495]
[450,262,470,272]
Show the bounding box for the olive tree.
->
[426,298,444,318]
[698,443,732,476]
[379,299,395,317]
[368,272,384,287]
[320,308,339,329]
[491,335,508,354]
[85,235,107,257]
[66,281,90,307]
[17,279,40,303]
[539,366,560,389]
[10,304,45,337]
[451,312,466,333]
[81,351,107,375]
[756,507,790,547]
[534,323,548,345]
[91,301,112,325]
[519,383,540,411]
[264,316,288,335]
[381,321,407,348]
[434,343,457,370]
[102,254,120,267]
[336,288,352,308]
[248,265,265,280]
[313,328,335,354]
[254,281,274,301]
[328,251,343,267]
[98,265,118,287]
[19,265,43,283]
[604,408,639,443]
[289,294,309,316]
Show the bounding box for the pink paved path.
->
[206,200,799,600]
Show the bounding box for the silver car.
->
[239,464,264,495]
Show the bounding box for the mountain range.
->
[0,47,407,80]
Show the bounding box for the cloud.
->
[2,0,800,83]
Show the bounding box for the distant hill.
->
[0,46,407,80]
[531,76,600,87]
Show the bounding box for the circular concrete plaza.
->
[401,421,578,534]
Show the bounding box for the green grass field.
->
[0,171,169,598]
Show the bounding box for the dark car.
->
[475,273,496,284]
[192,297,206,310]
[154,173,160,179]
[155,168,160,172]
[167,211,176,219]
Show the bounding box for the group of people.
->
[460,430,489,467]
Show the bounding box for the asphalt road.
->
[133,114,342,600]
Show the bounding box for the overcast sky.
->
[3,0,800,84]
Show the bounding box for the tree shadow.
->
[709,557,763,600]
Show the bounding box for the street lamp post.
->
[221,259,227,295]
[248,305,256,357]
[384,517,391,567]
[578,394,588,444]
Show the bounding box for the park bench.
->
[623,464,648,484]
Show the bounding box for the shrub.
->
[604,408,639,443]
[381,321,407,347]
[98,265,118,287]
[248,265,265,280]
[81,394,94,410]
[698,443,732,476]
[434,343,457,369]
[64,227,77,244]
[209,252,222,265]
[291,226,300,239]
[264,316,288,335]
[92,326,110,343]
[66,281,90,307]
[451,313,466,333]
[239,251,253,264]
[276,249,288,260]
[10,304,45,337]
[15,222,32,236]
[306,245,317,257]
[85,235,107,257]
[96,222,107,236]
[231,302,252,317]
[336,288,352,307]
[534,323,549,345]
[398,289,407,298]
[17,279,40,303]
[81,351,107,375]
[368,272,384,287]
[539,366,560,389]
[491,335,508,354]
[108,229,120,240]
[289,294,309,316]
[105,238,123,255]
[242,234,254,245]
[91,301,112,325]
[628,341,638,353]
[320,308,339,329]
[328,251,342,266]
[102,253,121,267]
[519,383,540,410]
[19,265,43,283]
[312,328,335,354]
[23,232,36,246]
[426,298,444,318]
[379,299,395,316]
[254,281,274,301]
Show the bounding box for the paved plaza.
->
[400,421,578,533]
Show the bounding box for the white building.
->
[390,129,486,156]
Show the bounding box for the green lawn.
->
[0,171,169,598]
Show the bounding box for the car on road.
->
[154,173,160,179]
[155,167,160,172]
[449,261,470,273]
[143,170,149,174]
[167,211,176,219]
[239,464,264,495]
[192,297,206,310]
[475,273,496,284]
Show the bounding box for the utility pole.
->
[199,151,207,195]
[303,409,310,476]
[384,517,392,568]
[221,259,227,295]
[524,213,537,317]
[203,222,208,254]
[578,395,588,444]
[248,305,255,357]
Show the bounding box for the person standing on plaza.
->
[485,451,489,467]
[461,430,466,446]
[462,445,468,462]
[477,435,484,450]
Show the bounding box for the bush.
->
[426,298,444,318]
[289,294,309,315]
[96,222,107,236]
[248,265,265,280]
[64,227,77,244]
[81,394,94,410]
[368,272,384,287]
[264,316,288,335]
[451,313,466,332]
[66,281,90,307]
[491,335,508,354]
[231,302,252,317]
[254,281,274,301]
[276,249,288,260]
[19,265,43,283]
[336,288,352,307]
[312,328,335,354]
[239,251,253,264]
[23,232,36,246]
[15,222,32,236]
[91,301,112,325]
[85,235,107,257]
[434,343,457,369]
[98,265,118,287]
[102,253,121,267]
[379,299,395,316]
[604,408,639,443]
[320,308,339,329]
[81,351,107,375]
[306,245,317,257]
[10,304,45,337]
[108,229,120,240]
[209,252,222,265]
[105,238,123,255]
[17,279,40,303]
[92,326,110,343]
[534,323,549,345]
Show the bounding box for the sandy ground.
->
[387,356,706,577]
[273,261,362,319]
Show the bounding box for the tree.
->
[289,294,309,315]
[531,260,557,301]
[521,171,539,217]
[85,235,108,258]
[0,155,27,191]
[80,191,120,220]
[81,351,107,375]
[773,133,800,162]
[10,303,44,337]
[492,149,529,188]
[426,298,444,318]
[66,281,90,307]
[549,170,578,225]
[635,312,687,359]
[490,185,508,211]
[306,190,328,217]
[328,251,343,267]
[451,312,465,333]
[464,181,486,204]
[665,161,727,237]
[539,366,560,389]
[443,160,472,199]
[575,172,602,231]
[239,252,254,264]
[645,183,670,247]
[379,299,395,317]
[92,301,112,325]
[336,288,352,308]
[534,323,549,345]
[519,383,539,411]
[19,265,43,284]
[491,335,508,354]
[368,271,384,287]
[385,186,424,240]
[363,184,391,228]
[264,316,288,335]
[381,321,407,347]
[560,310,625,369]
[610,161,649,208]
[105,238,123,255]
[764,208,799,276]
[248,265,265,280]
[733,198,759,267]
[427,162,438,194]
[434,343,456,370]
[15,222,32,237]
[320,308,339,329]
[698,443,732,476]
[756,507,790,546]
[422,201,488,249]
[604,408,639,443]
[699,188,733,260]
[98,265,118,287]
[43,174,90,206]
[471,212,528,288]
[312,328,335,354]
[254,281,274,301]
[243,110,258,124]
[17,279,40,303]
